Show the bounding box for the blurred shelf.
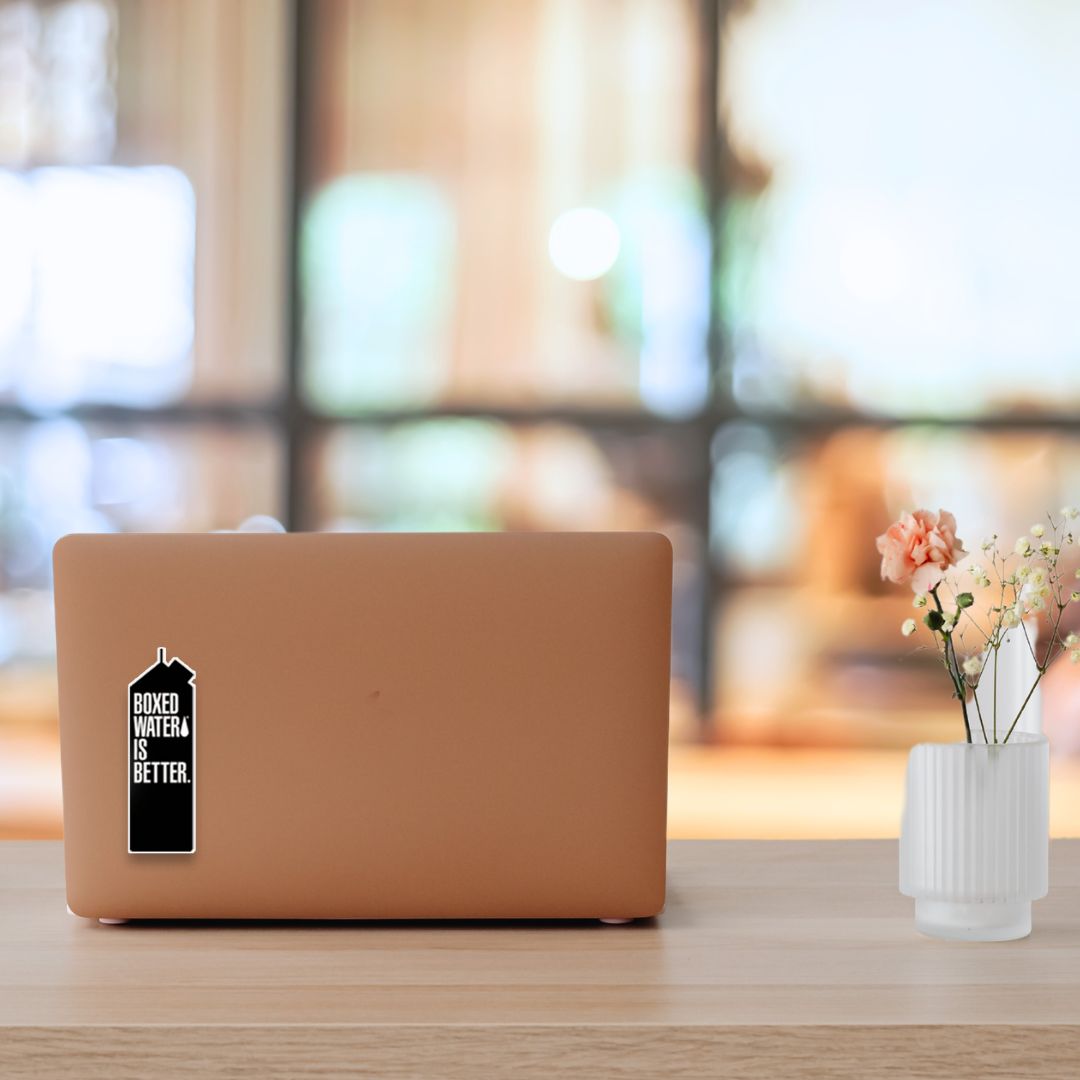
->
[668,745,1080,839]
[6,731,1080,841]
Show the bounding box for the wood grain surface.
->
[3,839,1080,1077]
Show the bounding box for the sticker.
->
[128,647,196,854]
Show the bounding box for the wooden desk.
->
[3,840,1080,1078]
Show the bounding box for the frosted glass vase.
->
[899,733,1049,942]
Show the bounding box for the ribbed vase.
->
[899,733,1049,941]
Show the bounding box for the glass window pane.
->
[0,0,288,406]
[0,419,282,659]
[0,418,282,837]
[311,419,706,735]
[720,1,1080,416]
[301,0,709,416]
[711,425,1080,745]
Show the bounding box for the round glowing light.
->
[547,207,621,281]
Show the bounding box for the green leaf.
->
[956,592,974,608]
[924,610,945,631]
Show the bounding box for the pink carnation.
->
[876,509,966,592]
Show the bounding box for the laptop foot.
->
[599,918,633,925]
[98,918,128,925]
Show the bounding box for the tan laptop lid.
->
[54,532,671,919]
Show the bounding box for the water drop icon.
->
[180,718,189,738]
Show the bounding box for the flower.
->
[962,655,984,677]
[1066,633,1079,646]
[913,593,928,608]
[1002,608,1021,628]
[876,509,967,592]
[1025,591,1047,611]
[1072,651,1080,665]
[1064,506,1079,520]
[901,618,917,637]
[1031,523,1046,538]
[1016,536,1033,556]
[1072,592,1080,603]
[981,536,996,552]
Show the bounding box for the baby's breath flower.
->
[1072,650,1080,665]
[962,655,984,677]
[1021,582,1046,608]
[1039,542,1058,556]
[981,536,996,552]
[1064,507,1079,520]
[1072,592,1080,604]
[1017,564,1032,582]
[912,593,928,608]
[1031,523,1046,538]
[1066,633,1079,646]
[1016,537,1033,556]
[901,618,917,637]
[1002,608,1021,628]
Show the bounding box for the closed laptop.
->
[53,531,671,920]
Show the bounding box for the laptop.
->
[53,531,671,921]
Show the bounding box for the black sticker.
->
[128,647,196,854]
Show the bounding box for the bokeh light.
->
[547,207,621,281]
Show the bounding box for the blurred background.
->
[4,0,1080,839]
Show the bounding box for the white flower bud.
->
[901,619,917,637]
[1031,523,1046,538]
[962,655,984,677]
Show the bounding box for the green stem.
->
[1003,670,1044,745]
[951,637,973,744]
[1004,599,1067,744]
[970,677,989,744]
[931,586,971,743]
[992,642,998,744]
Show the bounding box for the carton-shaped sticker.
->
[128,647,195,854]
